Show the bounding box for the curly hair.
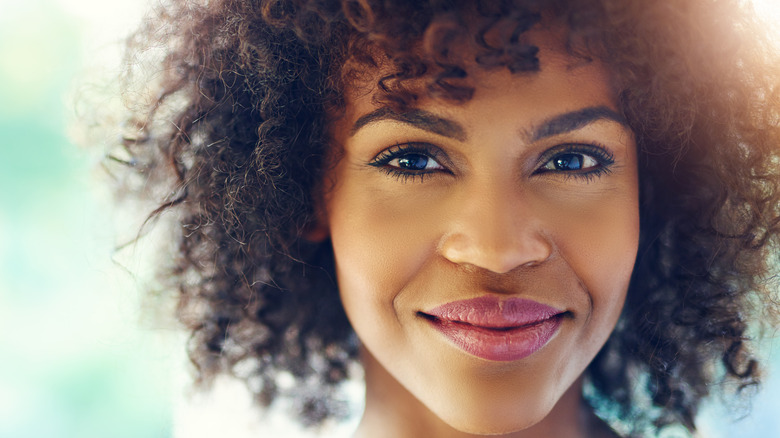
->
[110,0,780,435]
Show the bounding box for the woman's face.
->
[321,30,640,435]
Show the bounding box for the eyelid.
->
[369,142,450,168]
[368,142,452,183]
[533,143,615,172]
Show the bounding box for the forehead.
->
[333,27,617,138]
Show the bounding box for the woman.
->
[111,0,780,436]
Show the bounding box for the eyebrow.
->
[350,105,628,142]
[530,106,628,141]
[350,107,467,141]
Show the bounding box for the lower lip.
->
[425,315,563,362]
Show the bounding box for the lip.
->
[420,296,564,362]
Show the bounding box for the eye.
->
[534,144,615,180]
[368,143,449,182]
[541,153,599,172]
[388,153,444,171]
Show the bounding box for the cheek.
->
[548,187,639,343]
[326,177,436,336]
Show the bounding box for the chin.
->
[426,388,561,436]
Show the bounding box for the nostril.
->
[438,232,551,274]
[436,199,554,273]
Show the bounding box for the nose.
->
[438,185,553,274]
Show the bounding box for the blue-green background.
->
[0,1,175,437]
[0,1,777,437]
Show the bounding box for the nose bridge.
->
[438,176,552,274]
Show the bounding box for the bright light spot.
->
[751,0,780,42]
[54,0,148,42]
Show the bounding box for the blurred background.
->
[0,1,176,437]
[0,0,778,437]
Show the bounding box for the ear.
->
[303,216,329,242]
[303,191,330,243]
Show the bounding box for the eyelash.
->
[368,142,615,183]
[368,143,450,183]
[533,143,615,182]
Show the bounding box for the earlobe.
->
[303,218,329,242]
[303,193,330,242]
[305,149,340,243]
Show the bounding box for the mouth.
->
[419,296,567,362]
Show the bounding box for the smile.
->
[420,296,565,362]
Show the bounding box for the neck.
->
[353,349,617,438]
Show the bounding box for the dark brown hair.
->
[110,0,780,435]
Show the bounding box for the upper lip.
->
[421,295,564,329]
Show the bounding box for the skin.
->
[317,29,639,437]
